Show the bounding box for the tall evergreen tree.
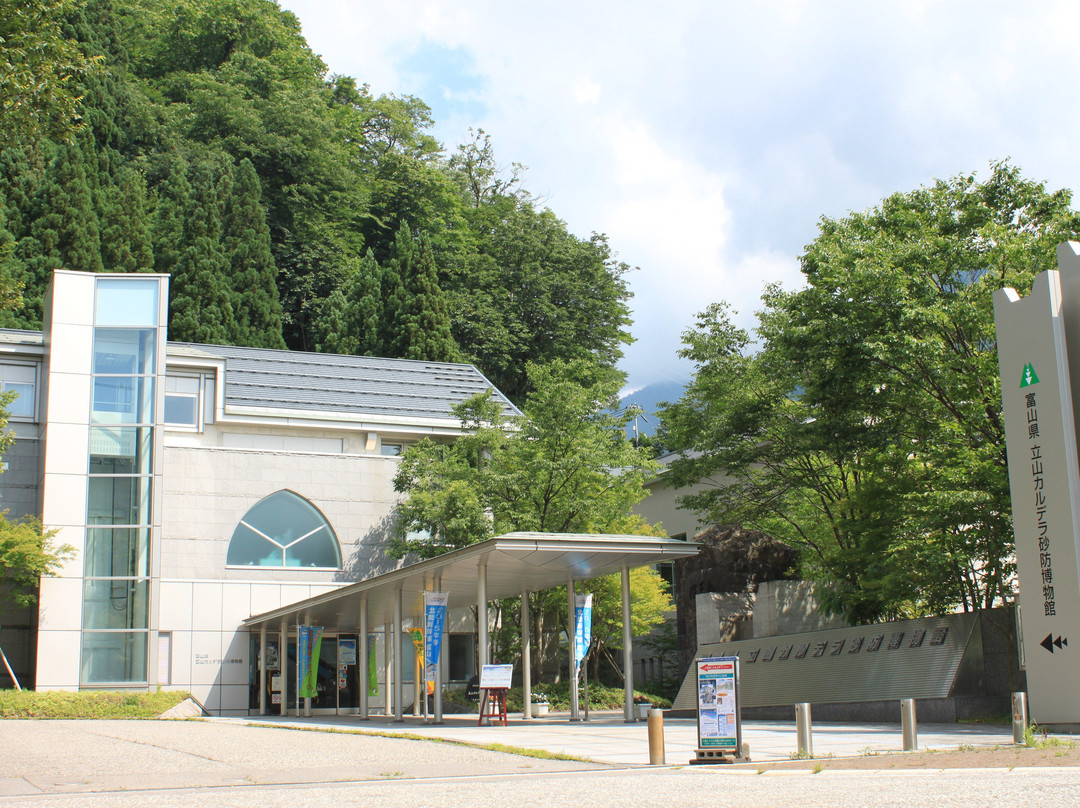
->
[399,235,458,362]
[315,249,384,356]
[223,158,284,348]
[352,249,383,356]
[151,156,191,279]
[31,140,103,275]
[100,165,153,272]
[168,155,235,343]
[380,225,412,356]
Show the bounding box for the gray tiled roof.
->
[167,342,520,422]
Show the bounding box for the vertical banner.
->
[573,593,593,667]
[298,625,323,699]
[408,628,428,696]
[696,656,740,751]
[367,634,378,697]
[424,592,448,689]
[995,246,1080,724]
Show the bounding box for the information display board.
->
[695,656,740,751]
[479,664,514,689]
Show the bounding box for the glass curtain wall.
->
[80,279,160,685]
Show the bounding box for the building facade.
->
[0,270,517,714]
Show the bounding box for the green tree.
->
[391,359,658,556]
[0,512,69,610]
[223,157,284,348]
[449,197,633,403]
[168,155,236,343]
[100,165,154,272]
[392,358,669,680]
[660,162,1080,622]
[397,234,459,362]
[0,0,101,146]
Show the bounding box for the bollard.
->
[647,707,666,764]
[795,702,812,757]
[1012,692,1029,744]
[901,698,917,751]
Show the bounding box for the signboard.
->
[696,656,740,751]
[995,244,1080,724]
[424,592,448,686]
[479,664,514,689]
[271,674,283,691]
[338,638,357,666]
[298,625,323,699]
[573,593,593,667]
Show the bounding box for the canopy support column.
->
[622,565,634,722]
[279,618,287,716]
[521,590,531,720]
[477,561,489,669]
[393,590,404,722]
[258,623,267,715]
[383,621,393,716]
[568,578,580,721]
[359,598,369,720]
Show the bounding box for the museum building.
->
[0,269,520,714]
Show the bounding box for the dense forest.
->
[0,0,633,403]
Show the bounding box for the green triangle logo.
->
[1021,363,1040,388]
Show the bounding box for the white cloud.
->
[280,0,1080,390]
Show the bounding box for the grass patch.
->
[0,689,191,719]
[1024,724,1076,749]
[244,721,594,763]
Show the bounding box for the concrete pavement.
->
[218,709,1023,766]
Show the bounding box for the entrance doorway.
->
[250,633,360,715]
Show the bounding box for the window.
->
[164,375,201,428]
[0,363,37,419]
[227,491,341,569]
[380,442,403,456]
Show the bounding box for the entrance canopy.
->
[243,532,700,631]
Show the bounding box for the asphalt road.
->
[2,720,1078,808]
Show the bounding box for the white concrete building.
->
[0,270,518,714]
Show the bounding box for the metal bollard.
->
[647,707,666,764]
[795,702,812,757]
[901,698,917,751]
[1012,692,1029,744]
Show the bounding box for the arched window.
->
[227,491,341,568]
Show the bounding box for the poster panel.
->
[696,656,740,750]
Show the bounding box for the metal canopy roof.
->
[243,532,700,631]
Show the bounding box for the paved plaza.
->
[2,714,1079,808]
[220,709,1021,766]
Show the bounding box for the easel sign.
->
[479,664,513,689]
[478,664,513,726]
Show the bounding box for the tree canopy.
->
[391,358,671,680]
[660,162,1080,622]
[0,0,632,401]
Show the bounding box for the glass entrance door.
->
[310,634,359,715]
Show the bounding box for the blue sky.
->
[279,0,1080,393]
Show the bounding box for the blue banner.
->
[573,593,593,666]
[298,625,323,698]
[424,592,448,683]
